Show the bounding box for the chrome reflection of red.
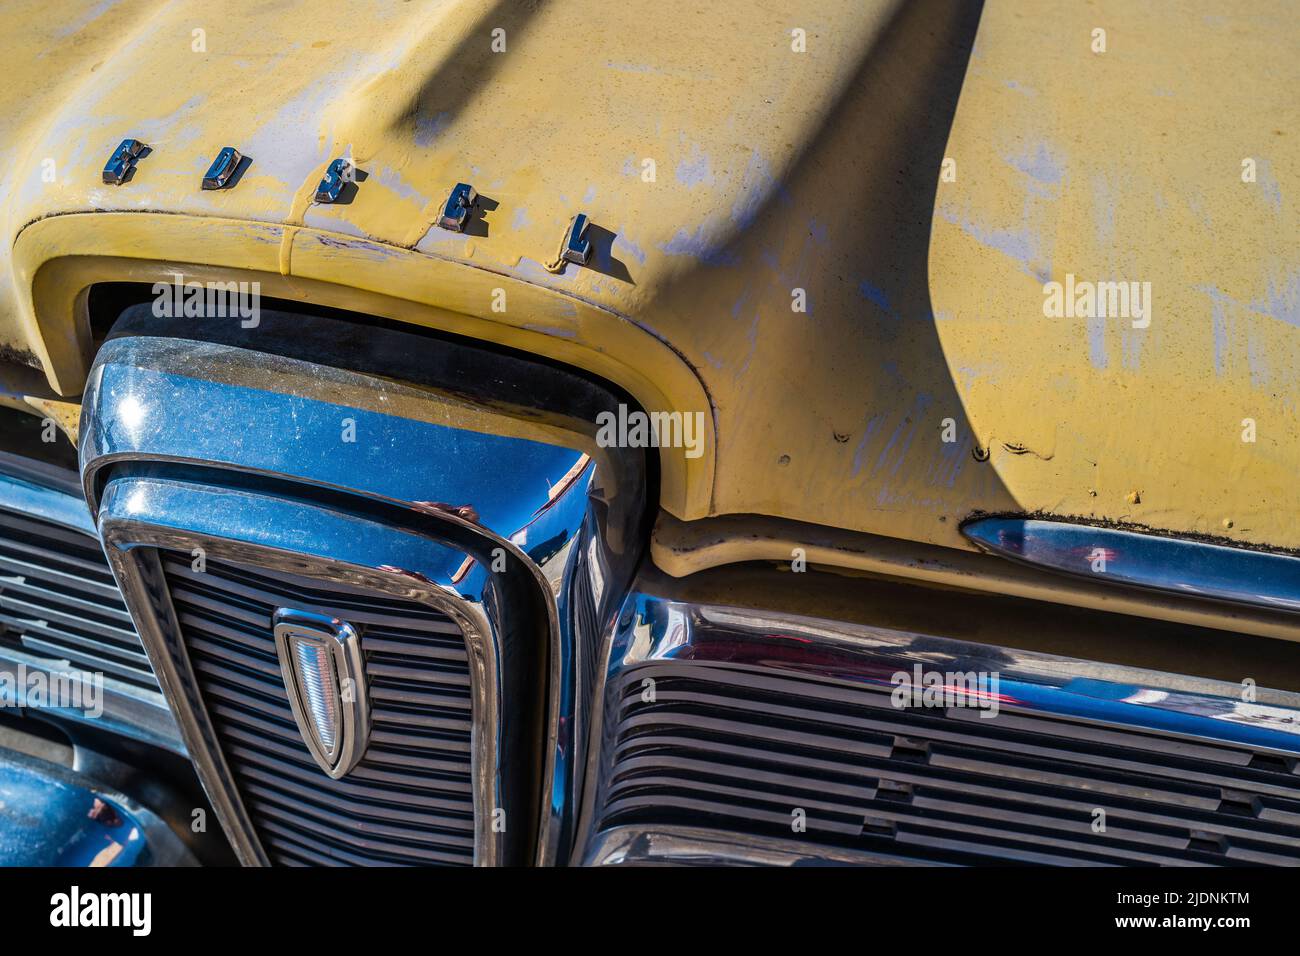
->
[1070,545,1117,565]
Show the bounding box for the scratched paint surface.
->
[0,0,1295,552]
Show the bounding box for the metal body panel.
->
[0,0,1293,561]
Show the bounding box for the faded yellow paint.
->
[15,212,715,517]
[929,1,1300,550]
[20,396,80,445]
[0,1,1296,564]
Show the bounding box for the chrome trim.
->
[80,314,646,865]
[102,138,146,185]
[575,588,1300,864]
[437,182,477,231]
[0,646,181,754]
[201,146,242,190]
[963,516,1300,614]
[315,157,353,203]
[272,608,371,780]
[560,213,592,266]
[95,472,520,865]
[0,469,182,753]
[583,825,943,867]
[0,467,95,535]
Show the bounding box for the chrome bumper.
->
[0,747,194,866]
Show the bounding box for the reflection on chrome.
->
[80,309,647,865]
[574,589,1300,866]
[964,516,1300,613]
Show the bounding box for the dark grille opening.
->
[160,552,476,866]
[0,506,158,692]
[597,663,1300,866]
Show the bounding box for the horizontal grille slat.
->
[0,552,124,603]
[0,575,135,625]
[237,772,475,830]
[258,820,469,867]
[221,736,473,804]
[163,552,476,866]
[167,560,463,631]
[0,504,158,692]
[596,662,1300,866]
[245,788,474,847]
[0,593,141,649]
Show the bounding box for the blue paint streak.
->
[1263,270,1300,328]
[1006,143,1064,187]
[614,233,646,265]
[1247,333,1269,386]
[413,112,451,148]
[659,226,739,266]
[1087,316,1108,370]
[858,281,891,313]
[938,206,1049,283]
[730,150,788,230]
[675,143,713,188]
[851,415,885,477]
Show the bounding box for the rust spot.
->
[0,343,41,370]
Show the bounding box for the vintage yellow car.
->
[0,0,1296,869]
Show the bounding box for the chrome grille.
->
[0,505,157,692]
[599,662,1300,866]
[160,552,476,865]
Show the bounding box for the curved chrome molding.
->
[0,468,182,753]
[0,646,181,754]
[582,825,940,867]
[272,608,372,780]
[97,472,522,865]
[574,588,1300,865]
[963,517,1300,614]
[80,313,646,865]
[0,466,94,534]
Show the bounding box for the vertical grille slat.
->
[0,505,159,692]
[160,552,476,866]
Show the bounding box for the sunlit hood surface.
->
[0,0,1295,554]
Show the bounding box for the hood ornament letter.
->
[102,138,148,185]
[437,182,477,231]
[272,608,371,779]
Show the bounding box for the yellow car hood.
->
[0,0,1296,553]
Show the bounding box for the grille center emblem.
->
[272,608,370,779]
